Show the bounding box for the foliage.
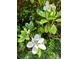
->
[17,0,61,59]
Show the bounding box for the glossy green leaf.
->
[25,21,33,30]
[50,11,56,17]
[55,11,61,18]
[45,24,51,33]
[47,24,51,32]
[56,19,61,22]
[37,19,48,25]
[45,25,48,33]
[48,16,56,20]
[50,24,57,34]
[21,31,26,35]
[48,11,56,20]
[18,38,23,43]
[38,27,44,33]
[26,35,30,41]
[37,9,46,17]
[23,27,27,32]
[18,36,25,43]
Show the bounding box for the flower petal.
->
[34,34,41,41]
[27,42,34,48]
[43,6,46,11]
[45,1,49,6]
[32,45,38,54]
[38,38,44,44]
[38,44,46,50]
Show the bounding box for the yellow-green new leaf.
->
[45,24,51,33]
[56,19,61,22]
[50,24,57,34]
[18,38,23,43]
[26,35,30,41]
[38,27,44,33]
[45,25,48,33]
[38,19,48,25]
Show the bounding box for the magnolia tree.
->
[17,0,61,59]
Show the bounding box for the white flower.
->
[43,1,51,12]
[27,34,46,54]
[50,4,56,10]
[43,1,56,12]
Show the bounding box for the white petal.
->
[38,44,46,50]
[32,45,38,54]
[47,9,51,12]
[51,4,56,9]
[43,6,46,11]
[38,38,44,44]
[27,42,34,48]
[46,5,51,12]
[45,1,49,6]
[34,34,41,41]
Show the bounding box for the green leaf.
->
[51,4,56,16]
[49,39,55,48]
[25,23,29,28]
[18,38,23,43]
[26,35,30,41]
[50,12,54,16]
[37,9,46,17]
[47,24,51,32]
[38,0,45,6]
[39,51,46,59]
[48,53,57,59]
[24,52,34,59]
[20,31,26,37]
[55,11,61,18]
[48,11,56,20]
[30,0,34,4]
[45,11,49,18]
[56,19,61,22]
[23,27,27,32]
[29,21,33,29]
[38,27,44,33]
[45,24,51,33]
[50,24,57,34]
[37,19,48,25]
[18,35,25,43]
[37,49,42,58]
[25,21,33,29]
[48,16,56,20]
[45,25,48,33]
[50,11,56,17]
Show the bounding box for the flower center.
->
[34,40,39,45]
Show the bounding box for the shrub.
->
[17,0,61,59]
